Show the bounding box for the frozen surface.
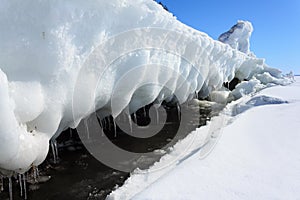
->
[0,0,293,173]
[109,77,300,200]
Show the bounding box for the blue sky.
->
[159,0,300,74]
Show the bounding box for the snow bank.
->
[0,0,293,174]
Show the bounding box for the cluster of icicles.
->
[0,101,181,200]
[1,140,58,200]
[0,166,46,200]
[93,103,181,137]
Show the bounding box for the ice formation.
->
[218,20,253,55]
[0,0,293,175]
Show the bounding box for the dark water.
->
[0,102,219,200]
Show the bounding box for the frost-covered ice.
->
[0,0,293,174]
[109,77,300,200]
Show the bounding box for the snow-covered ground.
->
[109,76,300,200]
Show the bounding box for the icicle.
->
[143,107,147,117]
[84,118,90,139]
[99,117,105,137]
[50,139,58,164]
[19,174,23,197]
[133,112,137,123]
[32,166,39,183]
[155,106,159,124]
[97,114,103,128]
[23,174,27,200]
[99,119,103,130]
[54,140,59,162]
[177,103,181,121]
[0,176,3,192]
[107,117,111,132]
[96,112,104,130]
[8,177,13,200]
[113,118,117,137]
[102,117,106,130]
[36,166,40,177]
[128,114,133,133]
[50,141,56,164]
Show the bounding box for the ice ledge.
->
[0,0,293,174]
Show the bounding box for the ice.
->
[32,166,39,183]
[50,139,59,164]
[18,174,23,197]
[9,82,45,123]
[133,112,137,123]
[17,173,28,200]
[0,176,3,192]
[209,90,231,104]
[128,114,133,134]
[231,79,263,99]
[8,177,12,200]
[218,20,254,55]
[113,118,117,138]
[231,95,288,116]
[23,174,27,200]
[0,0,293,174]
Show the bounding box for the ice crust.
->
[0,0,292,173]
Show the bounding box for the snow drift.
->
[0,0,292,174]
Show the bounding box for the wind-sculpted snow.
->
[0,0,293,174]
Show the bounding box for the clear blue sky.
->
[159,0,300,74]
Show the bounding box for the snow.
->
[109,77,300,200]
[218,20,254,56]
[0,0,293,174]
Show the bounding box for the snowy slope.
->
[0,0,292,174]
[109,77,300,200]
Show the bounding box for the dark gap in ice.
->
[223,77,241,91]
